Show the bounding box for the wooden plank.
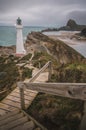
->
[12,121,35,130]
[6,95,21,102]
[14,88,37,95]
[5,98,30,106]
[0,109,7,116]
[0,110,20,121]
[0,116,28,130]
[0,113,24,126]
[2,99,21,108]
[10,92,36,100]
[18,82,86,101]
[7,94,36,103]
[0,103,16,112]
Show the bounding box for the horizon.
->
[0,18,86,28]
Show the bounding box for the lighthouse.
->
[16,17,26,56]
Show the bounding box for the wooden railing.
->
[18,61,52,110]
[17,61,86,110]
[17,61,86,130]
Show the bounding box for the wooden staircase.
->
[0,62,50,130]
[0,109,46,130]
[0,88,38,116]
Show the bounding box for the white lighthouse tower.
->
[16,17,26,56]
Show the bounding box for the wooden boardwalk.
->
[0,61,50,130]
[0,88,38,116]
[0,110,47,130]
[0,71,48,116]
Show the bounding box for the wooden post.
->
[18,82,25,110]
[80,101,86,130]
[48,61,52,81]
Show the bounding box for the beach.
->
[44,31,86,58]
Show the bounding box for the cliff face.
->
[26,32,85,64]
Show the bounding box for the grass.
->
[32,52,58,68]
[0,56,20,100]
[22,67,32,80]
[28,93,83,130]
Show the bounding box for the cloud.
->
[67,10,86,25]
[0,0,86,26]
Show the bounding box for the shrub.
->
[22,67,32,80]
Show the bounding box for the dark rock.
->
[80,28,86,37]
[66,19,77,30]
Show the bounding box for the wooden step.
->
[6,95,31,103]
[12,120,35,130]
[0,109,8,116]
[0,113,24,126]
[0,116,28,130]
[0,110,20,121]
[2,99,21,108]
[34,128,41,130]
[0,103,16,112]
[10,92,36,101]
[14,89,37,95]
[2,98,31,109]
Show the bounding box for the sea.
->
[0,26,86,58]
[0,26,45,46]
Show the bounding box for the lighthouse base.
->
[16,50,26,57]
[15,53,26,57]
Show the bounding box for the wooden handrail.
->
[29,61,52,83]
[18,82,86,101]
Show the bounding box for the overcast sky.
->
[0,0,86,27]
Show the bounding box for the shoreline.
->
[43,31,86,58]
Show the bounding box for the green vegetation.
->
[22,67,32,80]
[28,93,83,130]
[28,51,86,130]
[0,56,19,100]
[21,53,32,60]
[51,63,86,83]
[32,52,58,68]
[0,54,32,100]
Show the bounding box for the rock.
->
[66,19,77,30]
[59,19,86,31]
[80,28,86,37]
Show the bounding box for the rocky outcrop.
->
[26,32,85,64]
[42,19,86,32]
[66,19,77,30]
[80,28,86,37]
[58,19,86,31]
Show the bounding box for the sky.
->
[0,0,86,27]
